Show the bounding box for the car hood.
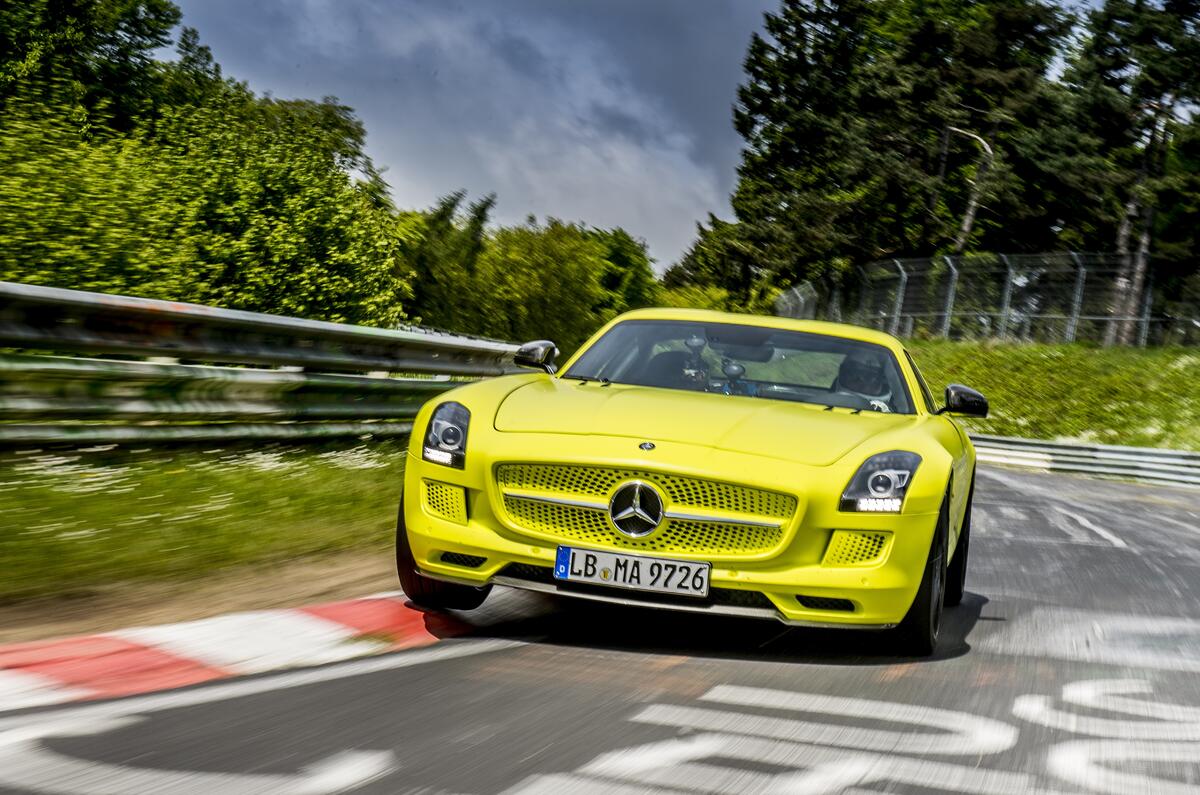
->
[493,379,914,466]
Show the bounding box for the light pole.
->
[948,126,995,255]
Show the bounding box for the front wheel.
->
[395,499,491,611]
[894,491,949,657]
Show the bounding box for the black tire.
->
[395,499,491,611]
[944,474,974,608]
[894,490,949,657]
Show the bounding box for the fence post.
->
[1138,276,1153,348]
[890,259,907,336]
[997,255,1013,340]
[1066,252,1087,343]
[940,255,958,339]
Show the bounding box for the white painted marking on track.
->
[1048,740,1200,795]
[514,732,1073,795]
[1055,508,1128,548]
[111,609,388,674]
[978,607,1200,672]
[0,716,394,795]
[997,505,1028,522]
[1014,694,1200,739]
[0,670,90,711]
[0,640,520,794]
[698,684,1017,754]
[0,638,520,724]
[578,734,727,776]
[1062,678,1200,722]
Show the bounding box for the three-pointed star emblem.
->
[609,481,664,537]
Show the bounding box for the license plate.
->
[553,546,710,598]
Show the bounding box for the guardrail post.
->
[1138,277,1153,348]
[997,255,1013,340]
[1066,252,1087,343]
[940,255,959,339]
[890,260,907,336]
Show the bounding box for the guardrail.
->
[0,281,519,375]
[0,281,519,443]
[3,281,1198,488]
[972,434,1200,488]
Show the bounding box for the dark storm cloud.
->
[171,0,776,268]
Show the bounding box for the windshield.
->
[563,319,915,414]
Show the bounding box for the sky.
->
[171,0,777,271]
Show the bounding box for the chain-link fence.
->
[775,252,1200,346]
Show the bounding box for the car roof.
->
[612,307,906,352]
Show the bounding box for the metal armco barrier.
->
[3,281,1198,486]
[0,281,519,376]
[0,281,518,443]
[972,434,1200,488]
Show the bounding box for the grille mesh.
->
[440,551,486,568]
[423,479,468,525]
[822,530,891,566]
[502,496,784,556]
[495,463,795,558]
[796,595,855,612]
[496,464,795,519]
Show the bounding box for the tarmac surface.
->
[3,465,1199,794]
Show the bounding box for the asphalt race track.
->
[3,466,1199,794]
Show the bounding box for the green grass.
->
[907,341,1200,450]
[0,439,407,602]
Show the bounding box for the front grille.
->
[495,464,795,558]
[440,551,486,568]
[796,595,855,612]
[496,563,776,611]
[498,464,795,517]
[822,530,891,566]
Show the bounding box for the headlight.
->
[423,402,469,469]
[840,451,921,512]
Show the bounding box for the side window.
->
[904,350,938,413]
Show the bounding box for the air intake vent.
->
[440,552,486,568]
[822,531,891,566]
[796,595,855,612]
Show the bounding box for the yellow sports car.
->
[397,308,987,655]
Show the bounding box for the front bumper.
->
[402,434,941,628]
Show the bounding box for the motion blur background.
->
[1,0,1198,649]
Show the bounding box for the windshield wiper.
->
[561,374,610,385]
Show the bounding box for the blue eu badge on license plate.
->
[554,546,571,580]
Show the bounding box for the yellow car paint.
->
[402,308,976,628]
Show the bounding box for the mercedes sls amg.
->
[396,309,987,655]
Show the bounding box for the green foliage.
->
[1,2,653,339]
[0,440,407,601]
[909,340,1200,450]
[402,213,656,354]
[0,88,413,325]
[1,0,182,130]
[400,196,658,352]
[673,0,1200,312]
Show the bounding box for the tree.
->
[1,0,182,129]
[588,228,658,314]
[404,191,495,330]
[1068,0,1200,344]
[472,219,617,354]
[677,0,1071,301]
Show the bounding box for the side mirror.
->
[514,340,559,374]
[938,384,988,418]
